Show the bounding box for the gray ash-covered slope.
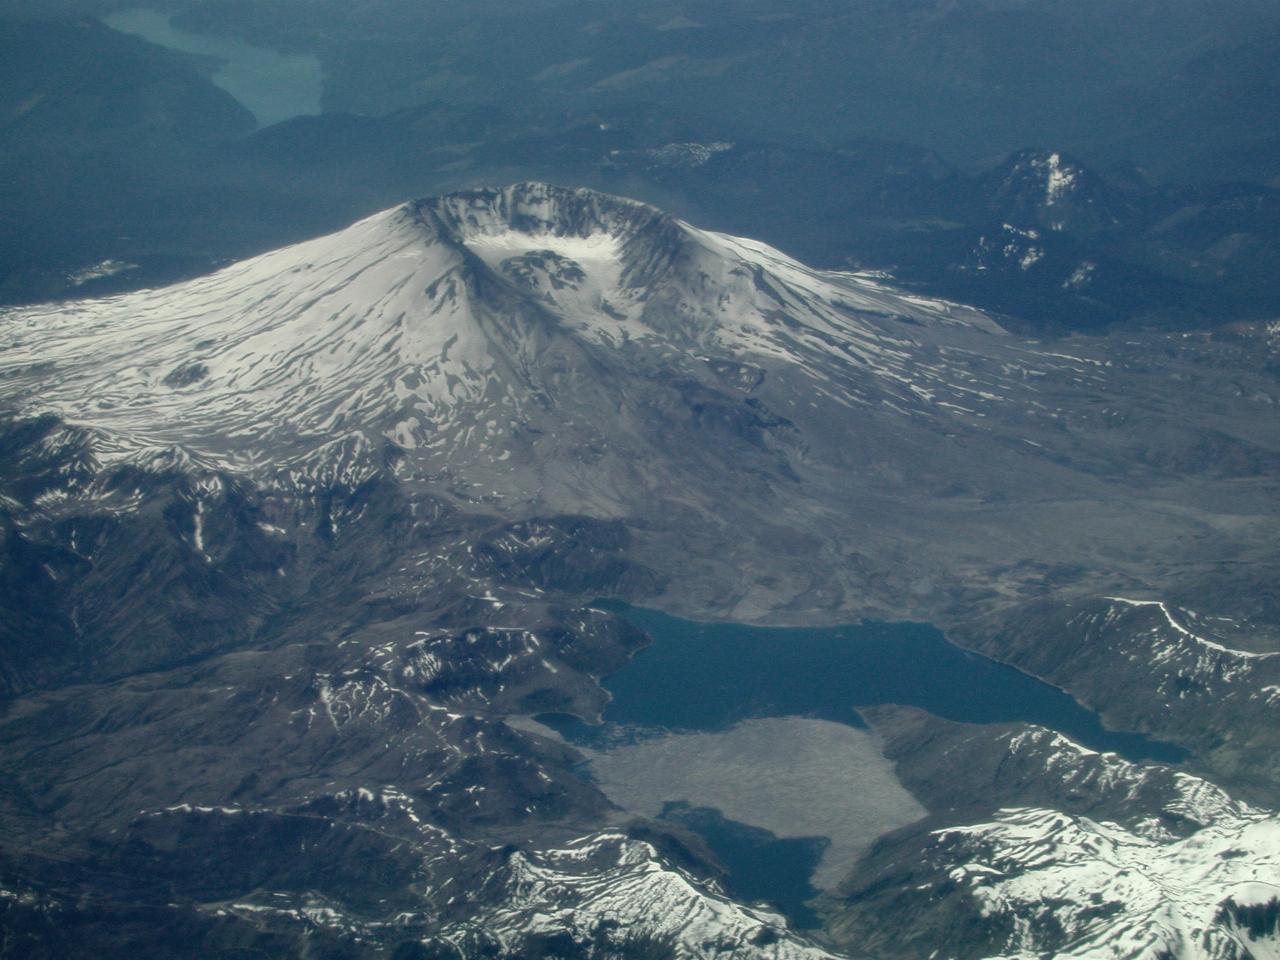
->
[3,182,1276,628]
[1,183,1279,959]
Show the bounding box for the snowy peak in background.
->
[983,149,1132,235]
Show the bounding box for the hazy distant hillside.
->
[4,0,1279,181]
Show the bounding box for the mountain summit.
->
[1,182,1000,472]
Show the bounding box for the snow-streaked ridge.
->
[1105,597,1279,662]
[928,727,1279,960]
[938,806,1280,960]
[448,831,840,959]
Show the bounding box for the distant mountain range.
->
[3,11,1280,335]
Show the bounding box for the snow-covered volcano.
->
[2,181,1276,622]
[0,183,1004,477]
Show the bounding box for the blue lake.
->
[104,8,323,127]
[550,603,1186,762]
